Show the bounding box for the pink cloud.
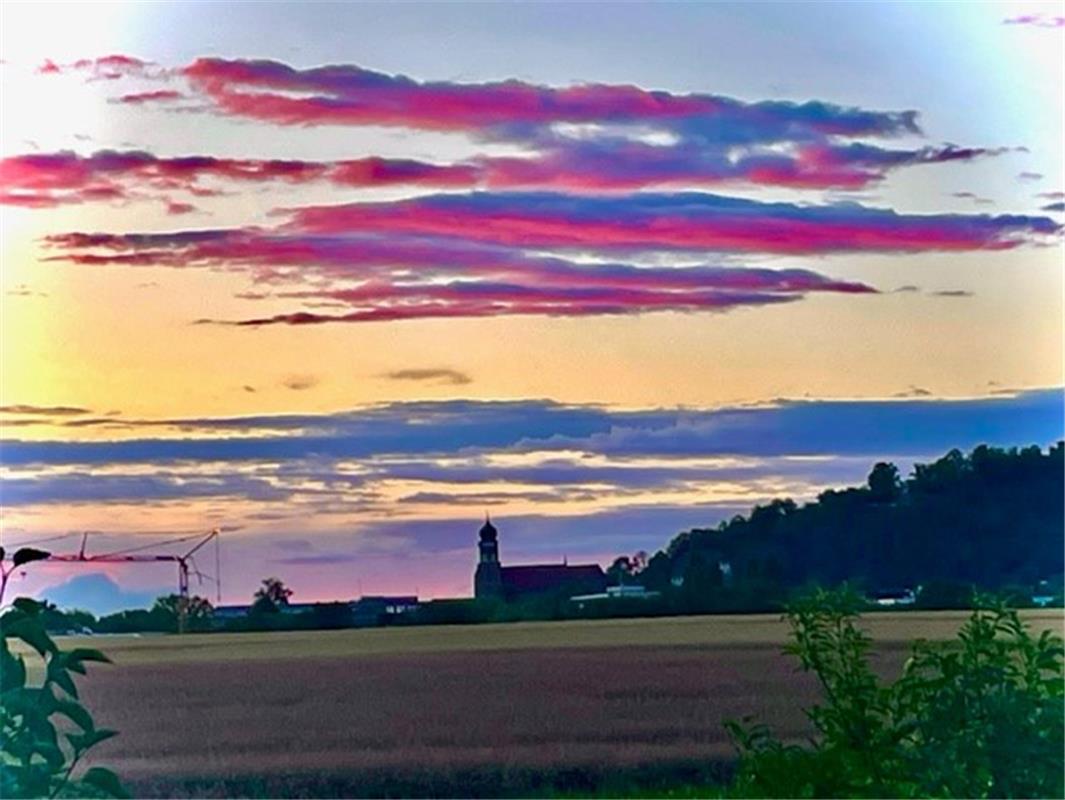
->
[38,54,160,81]
[150,56,1026,205]
[45,228,872,291]
[179,57,733,131]
[477,141,1007,192]
[224,291,800,327]
[114,89,185,104]
[12,58,1017,203]
[0,191,66,208]
[0,184,129,208]
[46,222,879,325]
[330,157,478,188]
[59,54,922,144]
[279,192,1057,255]
[164,200,197,215]
[20,56,1055,327]
[1003,14,1065,27]
[0,151,481,208]
[1,138,1011,211]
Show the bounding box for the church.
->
[474,517,607,601]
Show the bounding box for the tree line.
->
[619,442,1063,613]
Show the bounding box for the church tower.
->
[474,515,503,599]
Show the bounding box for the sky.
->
[0,1,1063,611]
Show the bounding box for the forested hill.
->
[632,443,1064,605]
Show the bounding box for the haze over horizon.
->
[1,2,1062,607]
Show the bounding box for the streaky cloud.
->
[2,389,1060,467]
[170,56,920,137]
[37,54,159,81]
[1003,14,1065,28]
[0,404,91,416]
[46,227,877,325]
[1,140,1012,209]
[112,89,185,104]
[384,368,473,386]
[280,192,1058,254]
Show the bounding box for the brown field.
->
[32,610,1064,797]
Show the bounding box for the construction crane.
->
[7,529,221,634]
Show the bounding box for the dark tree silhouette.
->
[251,577,293,614]
[620,442,1064,610]
[607,551,648,584]
[868,461,902,503]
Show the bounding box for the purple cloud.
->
[278,192,1057,254]
[1003,14,1065,28]
[46,220,881,325]
[1,139,1014,210]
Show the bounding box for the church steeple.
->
[479,514,498,546]
[474,515,502,598]
[478,514,499,562]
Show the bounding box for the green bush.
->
[1,546,127,799]
[725,587,1064,798]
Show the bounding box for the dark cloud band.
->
[2,389,1060,468]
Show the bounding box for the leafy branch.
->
[1,548,128,799]
[726,587,1064,798]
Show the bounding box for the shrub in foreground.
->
[725,588,1064,798]
[1,546,127,799]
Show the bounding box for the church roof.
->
[500,563,605,594]
[479,515,498,541]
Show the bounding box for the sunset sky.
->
[1,1,1062,610]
